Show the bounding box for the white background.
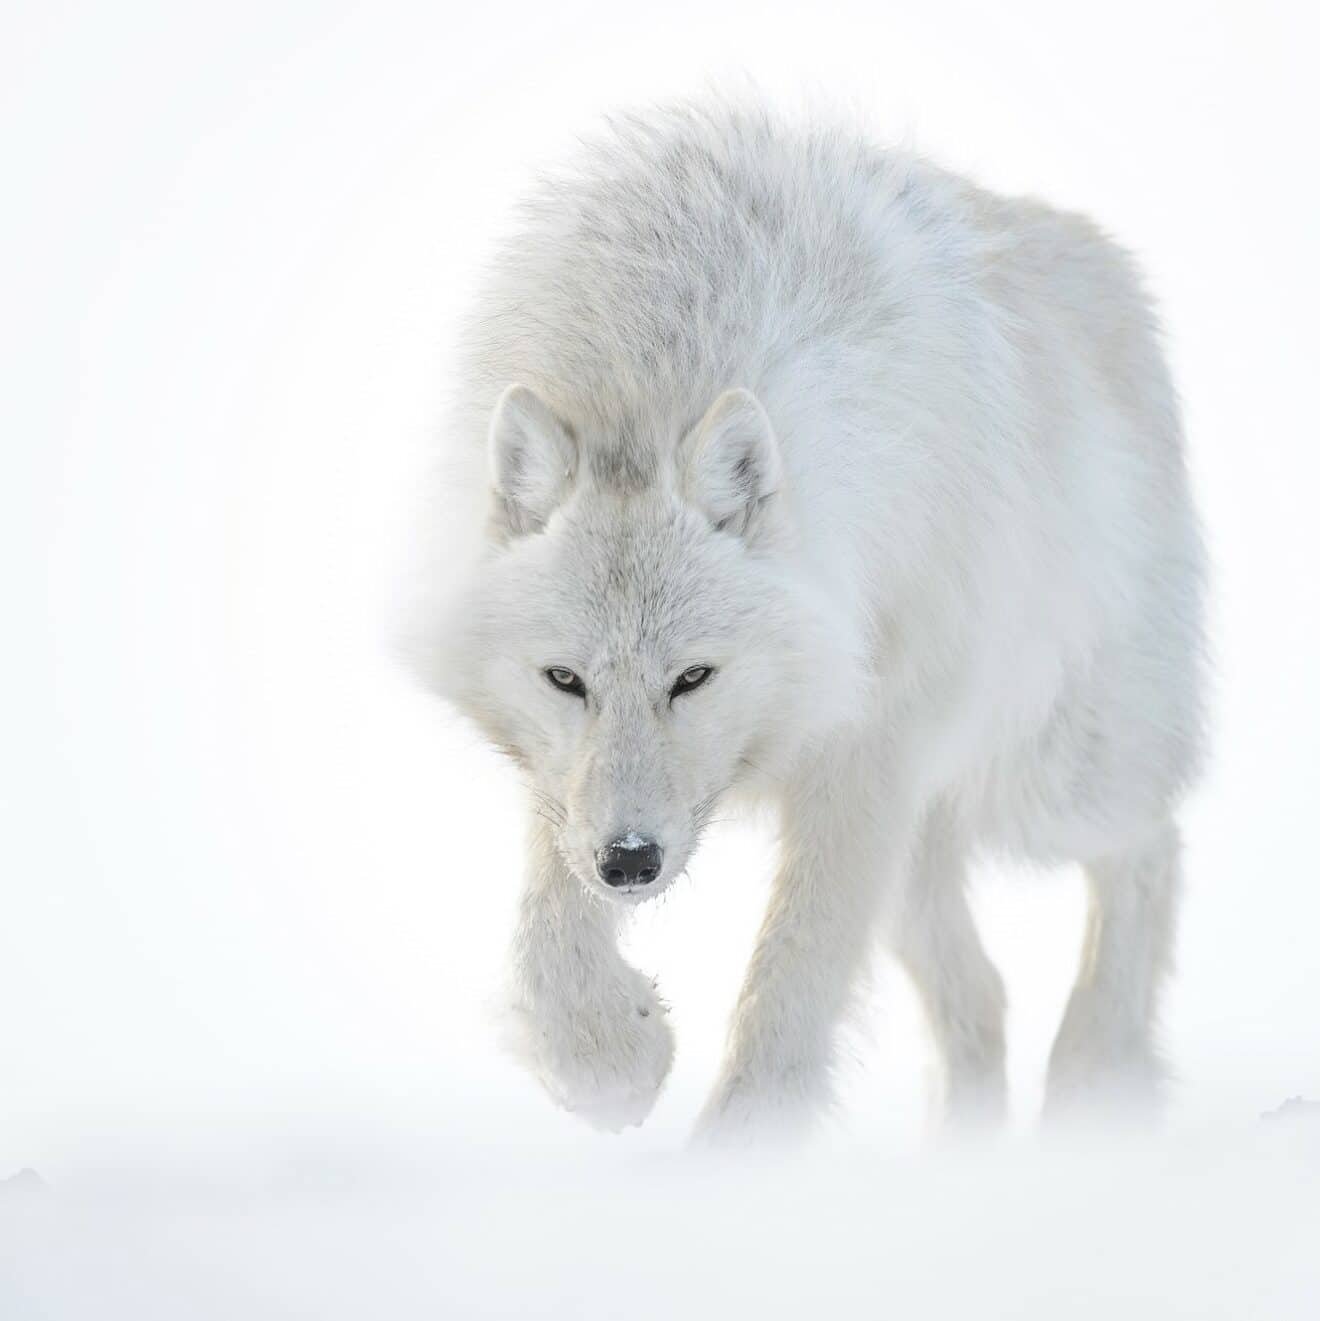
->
[2,2,1318,1315]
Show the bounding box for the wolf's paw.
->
[1044,1010,1166,1128]
[503,970,674,1132]
[1042,1061,1165,1129]
[690,1071,817,1151]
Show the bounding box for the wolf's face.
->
[442,385,848,902]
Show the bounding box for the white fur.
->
[403,99,1207,1142]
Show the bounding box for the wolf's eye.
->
[670,665,714,700]
[544,666,586,698]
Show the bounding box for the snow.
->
[3,1122,1317,1320]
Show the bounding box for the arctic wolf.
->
[411,101,1206,1141]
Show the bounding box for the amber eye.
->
[544,667,586,698]
[670,665,714,700]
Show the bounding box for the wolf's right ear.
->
[487,384,577,537]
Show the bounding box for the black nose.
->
[595,836,664,887]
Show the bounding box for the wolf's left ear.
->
[683,388,782,536]
[487,384,577,537]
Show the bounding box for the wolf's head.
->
[432,383,858,902]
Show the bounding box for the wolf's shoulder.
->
[461,100,985,425]
[516,98,970,250]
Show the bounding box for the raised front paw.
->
[503,971,674,1132]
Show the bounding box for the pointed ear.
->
[683,388,782,535]
[488,384,577,536]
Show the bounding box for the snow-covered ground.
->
[4,1116,1318,1320]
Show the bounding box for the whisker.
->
[527,785,568,826]
[690,783,734,836]
[737,753,783,787]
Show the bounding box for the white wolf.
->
[407,100,1206,1142]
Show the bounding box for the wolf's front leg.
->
[695,734,915,1145]
[503,817,673,1132]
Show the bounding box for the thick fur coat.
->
[407,100,1206,1140]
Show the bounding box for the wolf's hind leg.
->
[1044,821,1181,1121]
[893,806,1007,1129]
